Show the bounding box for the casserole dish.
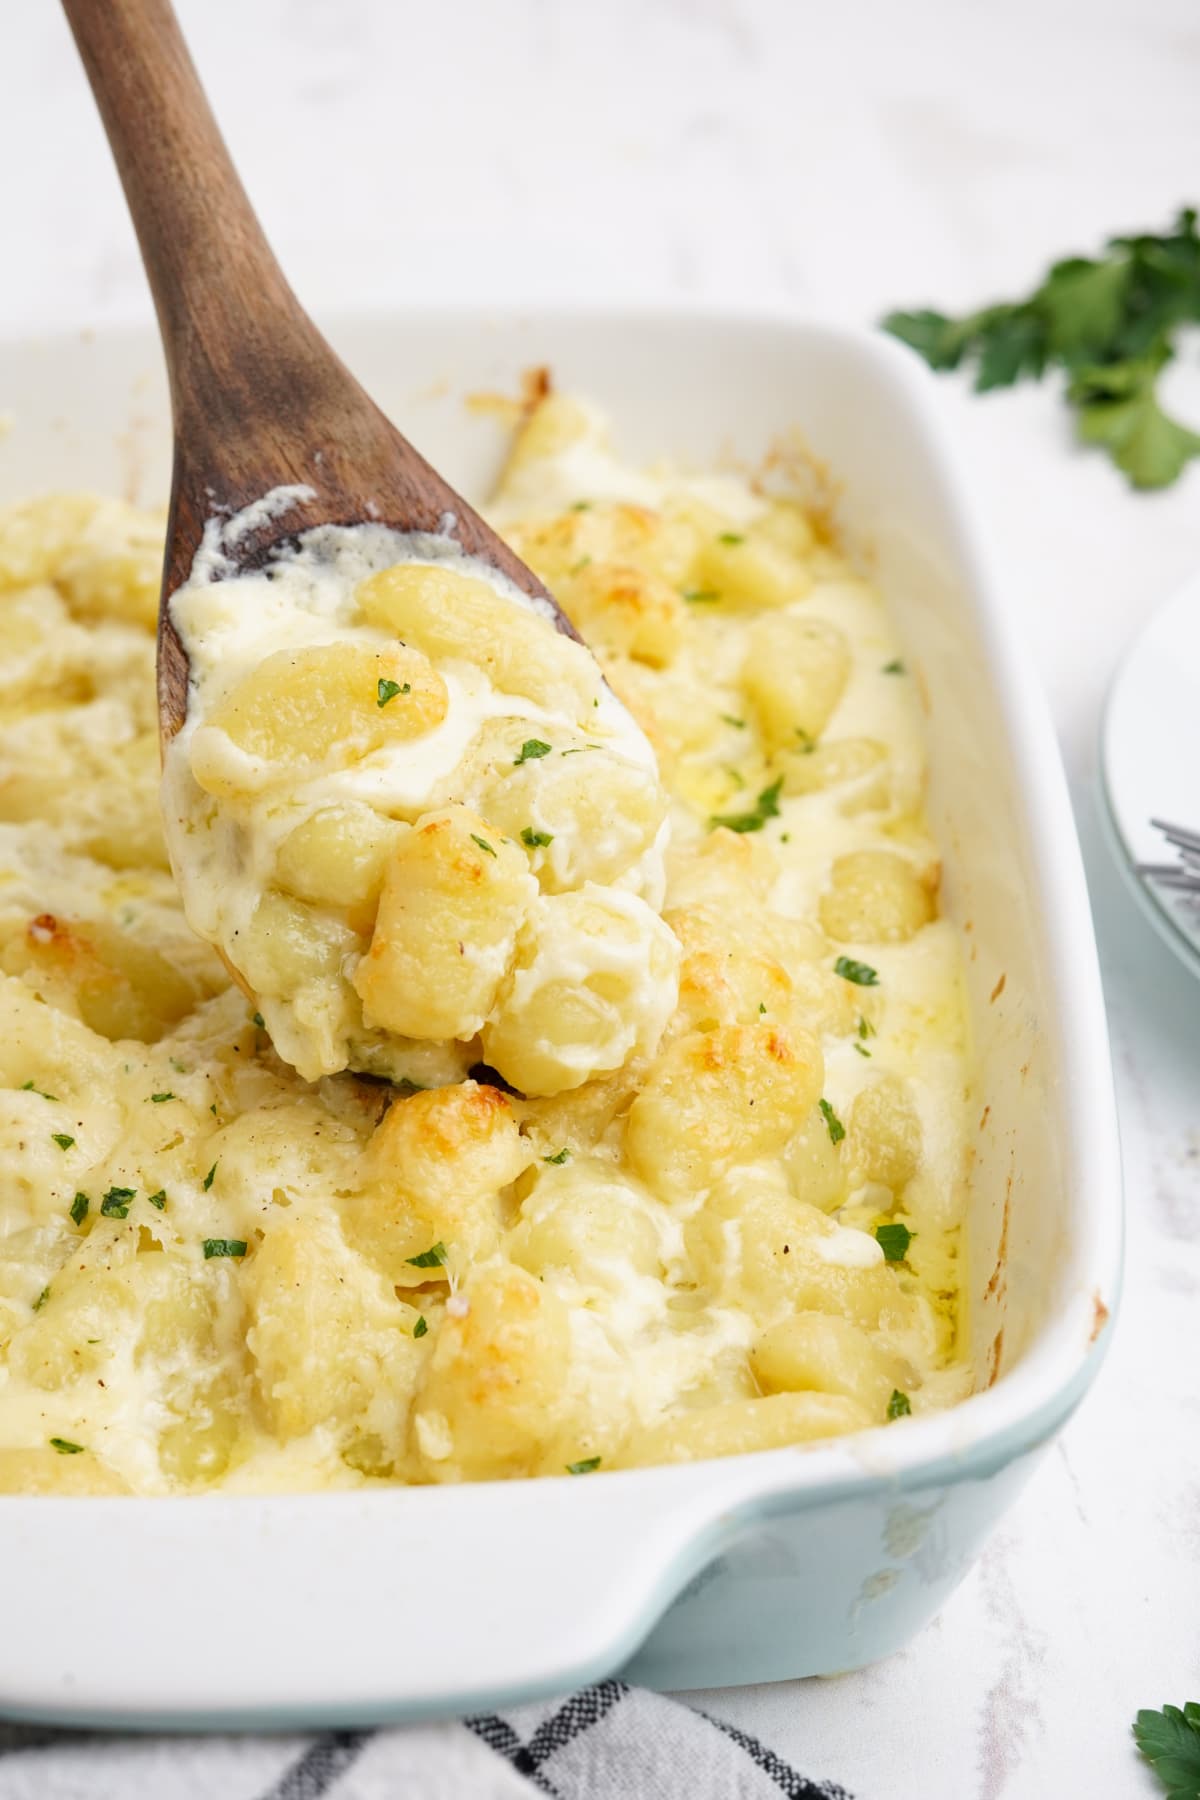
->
[0,306,1121,1728]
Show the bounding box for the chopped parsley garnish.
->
[853,1042,872,1058]
[710,777,783,836]
[1133,1701,1200,1793]
[406,1241,448,1269]
[568,556,592,575]
[858,1015,875,1038]
[147,1190,167,1211]
[376,678,404,707]
[560,745,599,756]
[566,1457,602,1475]
[758,1002,767,1014]
[203,1238,246,1259]
[150,1092,175,1104]
[252,1012,265,1028]
[882,208,1200,490]
[51,1133,75,1152]
[794,728,816,753]
[521,826,554,849]
[50,1438,85,1455]
[875,1222,915,1263]
[720,714,747,729]
[514,739,552,765]
[101,1187,136,1219]
[69,1192,89,1226]
[33,1286,49,1312]
[544,1148,571,1165]
[717,531,746,545]
[882,659,906,674]
[470,834,497,857]
[834,956,879,987]
[682,588,719,604]
[887,1389,912,1420]
[413,1315,429,1339]
[569,499,591,512]
[21,1080,58,1100]
[202,1164,217,1191]
[818,1098,846,1145]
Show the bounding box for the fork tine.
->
[1151,818,1200,851]
[1139,867,1200,890]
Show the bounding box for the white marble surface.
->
[3,0,1200,1792]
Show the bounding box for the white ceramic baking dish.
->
[0,307,1121,1728]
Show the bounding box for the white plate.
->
[1101,571,1200,979]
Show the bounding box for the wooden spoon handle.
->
[62,0,572,744]
[61,0,317,419]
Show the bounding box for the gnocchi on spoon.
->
[63,0,677,1094]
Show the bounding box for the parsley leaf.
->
[721,714,747,729]
[202,1163,217,1191]
[1070,350,1200,489]
[21,1080,58,1100]
[818,1098,846,1145]
[147,1190,167,1210]
[69,1192,89,1226]
[883,207,1200,489]
[834,956,879,986]
[470,834,497,858]
[50,1437,85,1455]
[376,678,402,707]
[521,826,554,849]
[1133,1701,1200,1797]
[51,1133,75,1151]
[150,1092,175,1104]
[33,1286,50,1312]
[252,1012,265,1028]
[101,1187,136,1219]
[406,1241,448,1269]
[682,588,719,604]
[566,1457,602,1474]
[887,1390,912,1420]
[514,739,552,765]
[882,659,905,675]
[544,1148,571,1165]
[710,777,784,836]
[203,1238,246,1259]
[413,1315,429,1339]
[876,1222,915,1263]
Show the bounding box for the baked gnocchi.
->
[166,534,676,1094]
[0,393,972,1495]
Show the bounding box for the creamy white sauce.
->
[163,507,673,1087]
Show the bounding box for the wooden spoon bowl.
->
[61,0,577,753]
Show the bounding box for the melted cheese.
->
[0,402,974,1496]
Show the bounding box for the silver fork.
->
[1138,819,1200,893]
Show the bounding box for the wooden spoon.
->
[61,0,576,754]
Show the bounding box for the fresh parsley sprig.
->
[1134,1701,1200,1797]
[883,207,1200,489]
